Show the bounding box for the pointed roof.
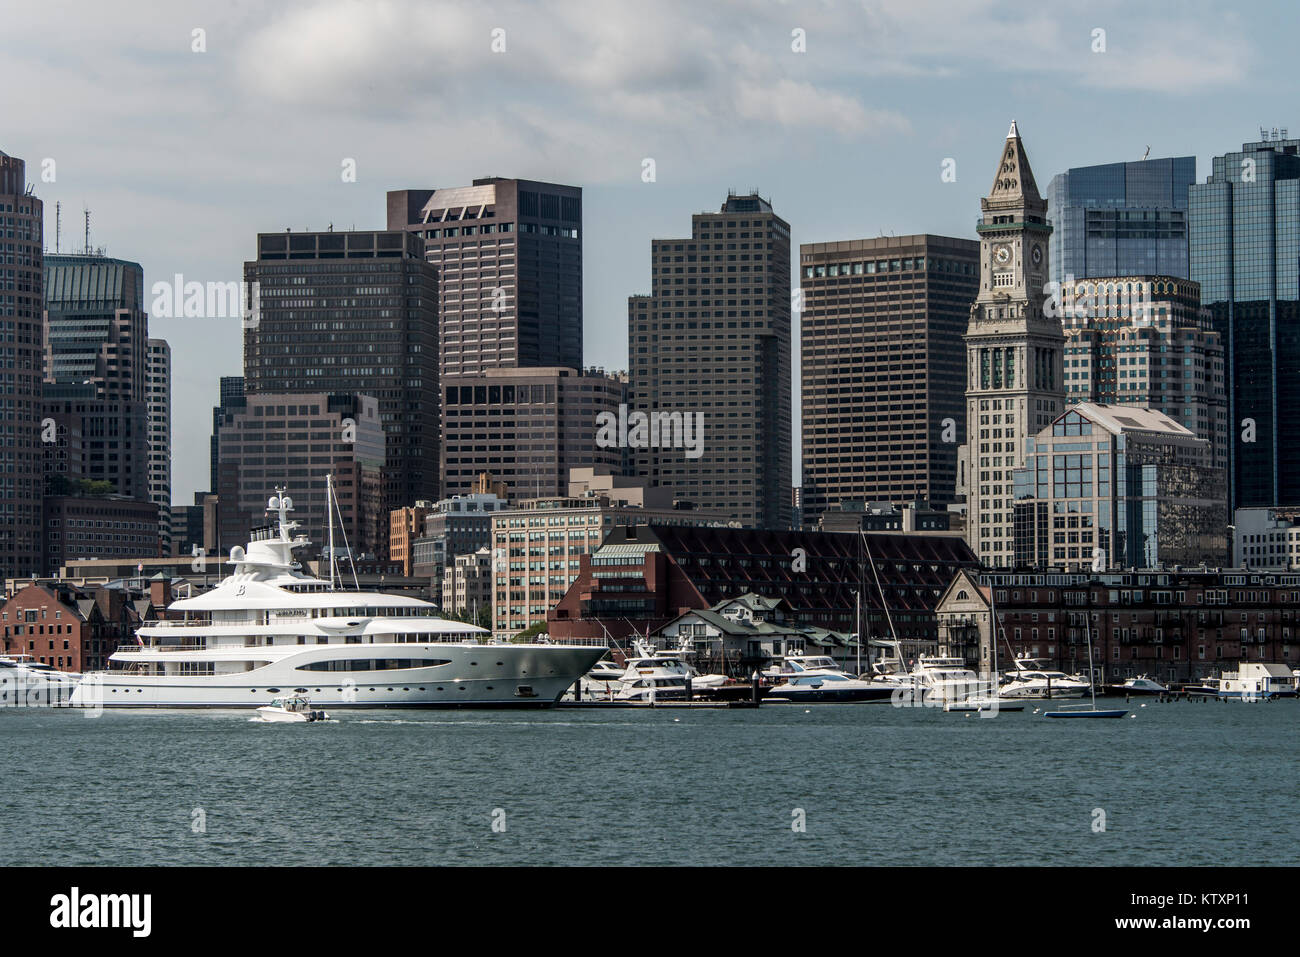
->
[984,120,1044,213]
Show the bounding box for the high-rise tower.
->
[962,122,1065,567]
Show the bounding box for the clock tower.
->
[962,121,1065,569]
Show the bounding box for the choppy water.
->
[1,696,1294,866]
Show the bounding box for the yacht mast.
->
[327,473,337,591]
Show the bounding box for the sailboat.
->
[1044,613,1127,719]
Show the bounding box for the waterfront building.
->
[1046,156,1195,286]
[1190,130,1300,510]
[441,365,626,499]
[799,235,979,523]
[1061,275,1227,471]
[628,192,793,528]
[547,523,979,647]
[146,338,171,551]
[1012,404,1227,571]
[387,178,583,377]
[243,229,439,509]
[215,392,386,557]
[961,122,1066,567]
[491,472,731,640]
[0,579,163,673]
[936,565,1300,685]
[652,594,855,676]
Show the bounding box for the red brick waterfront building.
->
[548,523,978,647]
[936,567,1300,685]
[0,579,165,672]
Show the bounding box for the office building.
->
[387,178,583,376]
[1012,404,1227,571]
[490,471,730,639]
[146,338,171,550]
[42,253,149,502]
[961,122,1066,568]
[441,365,625,498]
[210,375,244,492]
[42,494,160,573]
[389,502,434,578]
[243,229,439,509]
[1047,156,1195,286]
[628,192,792,528]
[1190,130,1300,510]
[1061,275,1227,470]
[799,235,979,523]
[0,150,44,582]
[215,392,386,557]
[441,547,493,622]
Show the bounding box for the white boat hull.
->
[70,643,604,709]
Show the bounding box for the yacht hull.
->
[70,644,604,709]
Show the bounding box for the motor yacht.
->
[998,658,1089,699]
[68,489,604,709]
[1105,675,1168,696]
[909,657,999,706]
[1217,663,1297,700]
[0,655,82,707]
[767,670,894,702]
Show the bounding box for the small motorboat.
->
[254,694,329,723]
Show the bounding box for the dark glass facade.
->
[1047,157,1195,286]
[243,230,439,514]
[1189,135,1300,509]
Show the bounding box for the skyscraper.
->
[0,150,44,581]
[799,235,979,524]
[210,375,244,493]
[243,229,439,512]
[146,338,172,550]
[1189,130,1300,510]
[387,178,583,376]
[628,192,792,528]
[962,122,1065,568]
[1061,275,1227,472]
[1047,156,1195,286]
[42,253,149,501]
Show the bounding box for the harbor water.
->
[1,697,1294,866]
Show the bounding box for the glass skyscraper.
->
[1047,157,1196,287]
[1189,133,1300,510]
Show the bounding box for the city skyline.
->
[1,0,1281,504]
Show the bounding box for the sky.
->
[0,0,1284,505]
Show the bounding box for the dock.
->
[558,699,760,709]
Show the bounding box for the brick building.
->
[0,580,163,673]
[936,567,1300,685]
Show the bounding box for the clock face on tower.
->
[993,243,1012,266]
[1031,244,1042,267]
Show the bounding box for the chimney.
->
[150,577,173,614]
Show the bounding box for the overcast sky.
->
[1,0,1281,504]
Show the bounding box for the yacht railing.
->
[115,642,209,653]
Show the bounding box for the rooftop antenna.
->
[83,207,90,255]
[55,201,60,253]
[1141,146,1150,161]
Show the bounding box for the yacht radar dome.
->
[230,545,246,562]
